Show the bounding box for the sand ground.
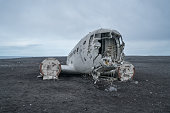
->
[0,56,170,113]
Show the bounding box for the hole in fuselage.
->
[98,37,118,59]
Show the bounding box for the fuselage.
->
[66,28,125,74]
[40,28,135,81]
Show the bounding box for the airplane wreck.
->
[39,28,135,82]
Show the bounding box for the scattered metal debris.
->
[131,80,139,84]
[105,85,118,92]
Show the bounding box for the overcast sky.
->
[0,0,170,56]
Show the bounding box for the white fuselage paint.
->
[62,29,123,75]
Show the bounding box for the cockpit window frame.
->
[101,32,111,38]
[95,33,101,38]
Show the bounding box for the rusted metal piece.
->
[40,58,61,80]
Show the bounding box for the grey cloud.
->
[0,0,170,56]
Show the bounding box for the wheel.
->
[40,58,61,80]
[118,62,135,81]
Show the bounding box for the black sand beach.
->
[0,56,170,113]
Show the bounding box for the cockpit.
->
[92,31,124,61]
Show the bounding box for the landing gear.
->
[118,62,135,81]
[39,58,61,80]
[91,62,135,83]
